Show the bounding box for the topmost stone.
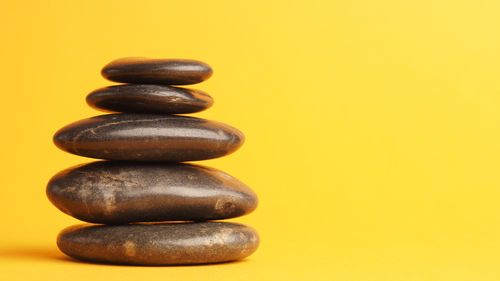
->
[101,57,213,85]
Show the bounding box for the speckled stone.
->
[57,222,259,265]
[47,161,257,224]
[101,57,213,85]
[86,84,213,114]
[53,114,244,161]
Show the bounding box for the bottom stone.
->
[57,222,259,265]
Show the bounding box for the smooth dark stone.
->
[47,161,257,224]
[57,222,259,265]
[53,114,244,161]
[86,84,214,114]
[101,57,213,85]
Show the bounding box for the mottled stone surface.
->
[57,222,259,265]
[101,57,213,85]
[86,84,213,114]
[47,161,257,224]
[53,114,244,161]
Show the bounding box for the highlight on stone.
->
[47,57,258,265]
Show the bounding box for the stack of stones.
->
[47,57,259,265]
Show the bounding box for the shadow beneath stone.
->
[0,246,63,261]
[61,255,250,267]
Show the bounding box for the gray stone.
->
[53,114,244,161]
[47,161,257,224]
[57,222,259,265]
[101,57,213,85]
[86,84,213,114]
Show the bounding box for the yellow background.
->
[1,0,500,280]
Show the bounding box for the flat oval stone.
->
[57,222,259,265]
[101,57,213,85]
[53,114,244,161]
[47,161,257,224]
[86,84,214,114]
